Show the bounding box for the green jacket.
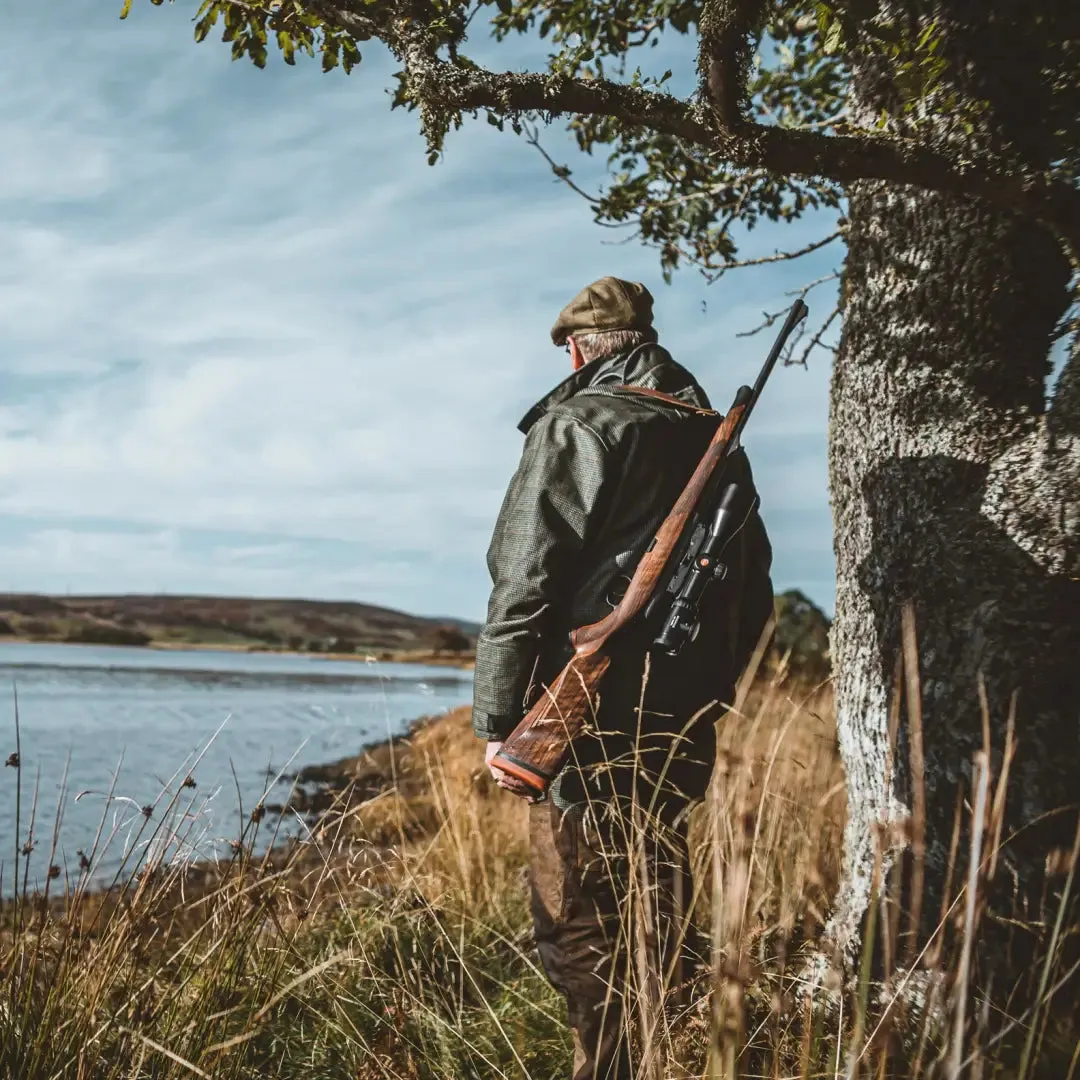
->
[472,343,774,808]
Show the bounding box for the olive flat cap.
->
[550,276,654,347]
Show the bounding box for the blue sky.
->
[0,0,841,621]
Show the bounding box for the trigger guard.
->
[604,573,632,609]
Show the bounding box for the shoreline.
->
[0,636,475,670]
[1,705,471,916]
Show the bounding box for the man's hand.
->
[485,741,540,800]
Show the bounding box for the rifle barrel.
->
[725,298,808,458]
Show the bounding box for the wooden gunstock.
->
[488,651,611,793]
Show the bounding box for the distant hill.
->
[0,593,481,656]
[0,589,831,677]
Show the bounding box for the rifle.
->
[489,299,809,798]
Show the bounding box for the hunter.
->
[472,276,774,1080]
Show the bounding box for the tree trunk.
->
[825,44,1080,977]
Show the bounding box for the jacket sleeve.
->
[471,411,614,741]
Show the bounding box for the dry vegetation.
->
[0,658,1076,1078]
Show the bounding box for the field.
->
[1,661,1076,1078]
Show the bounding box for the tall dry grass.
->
[1,654,1077,1079]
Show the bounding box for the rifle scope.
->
[653,482,744,656]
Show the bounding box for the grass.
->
[0,654,1077,1079]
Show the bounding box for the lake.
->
[0,642,473,897]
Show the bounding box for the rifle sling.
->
[609,385,719,416]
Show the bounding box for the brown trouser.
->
[529,799,705,1080]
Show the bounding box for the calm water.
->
[0,642,473,896]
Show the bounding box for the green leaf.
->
[822,20,843,56]
[341,39,361,73]
[119,0,133,18]
[814,3,833,36]
[277,30,295,65]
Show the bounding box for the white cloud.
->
[0,0,840,618]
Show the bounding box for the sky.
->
[0,0,842,622]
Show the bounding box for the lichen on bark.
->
[824,22,1080,976]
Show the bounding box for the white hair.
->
[571,327,657,364]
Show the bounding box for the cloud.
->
[0,0,840,619]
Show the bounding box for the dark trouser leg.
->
[530,800,630,1080]
[529,800,704,1080]
[643,819,708,1008]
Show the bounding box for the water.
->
[0,642,473,896]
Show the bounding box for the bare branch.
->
[736,308,784,339]
[794,304,841,367]
[521,122,604,205]
[704,231,843,282]
[736,271,842,367]
[786,271,842,298]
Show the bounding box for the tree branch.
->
[795,304,841,367]
[698,0,769,133]
[736,271,842,367]
[293,0,1080,257]
[703,231,843,282]
[521,122,604,205]
[274,0,386,42]
[415,61,1080,253]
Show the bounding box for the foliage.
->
[64,622,153,647]
[430,624,472,654]
[771,587,830,679]
[125,0,1080,324]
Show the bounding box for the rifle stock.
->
[490,300,808,797]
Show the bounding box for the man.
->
[472,276,774,1079]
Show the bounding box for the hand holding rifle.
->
[485,740,536,798]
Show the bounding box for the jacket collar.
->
[517,343,712,434]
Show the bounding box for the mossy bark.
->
[825,24,1080,972]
